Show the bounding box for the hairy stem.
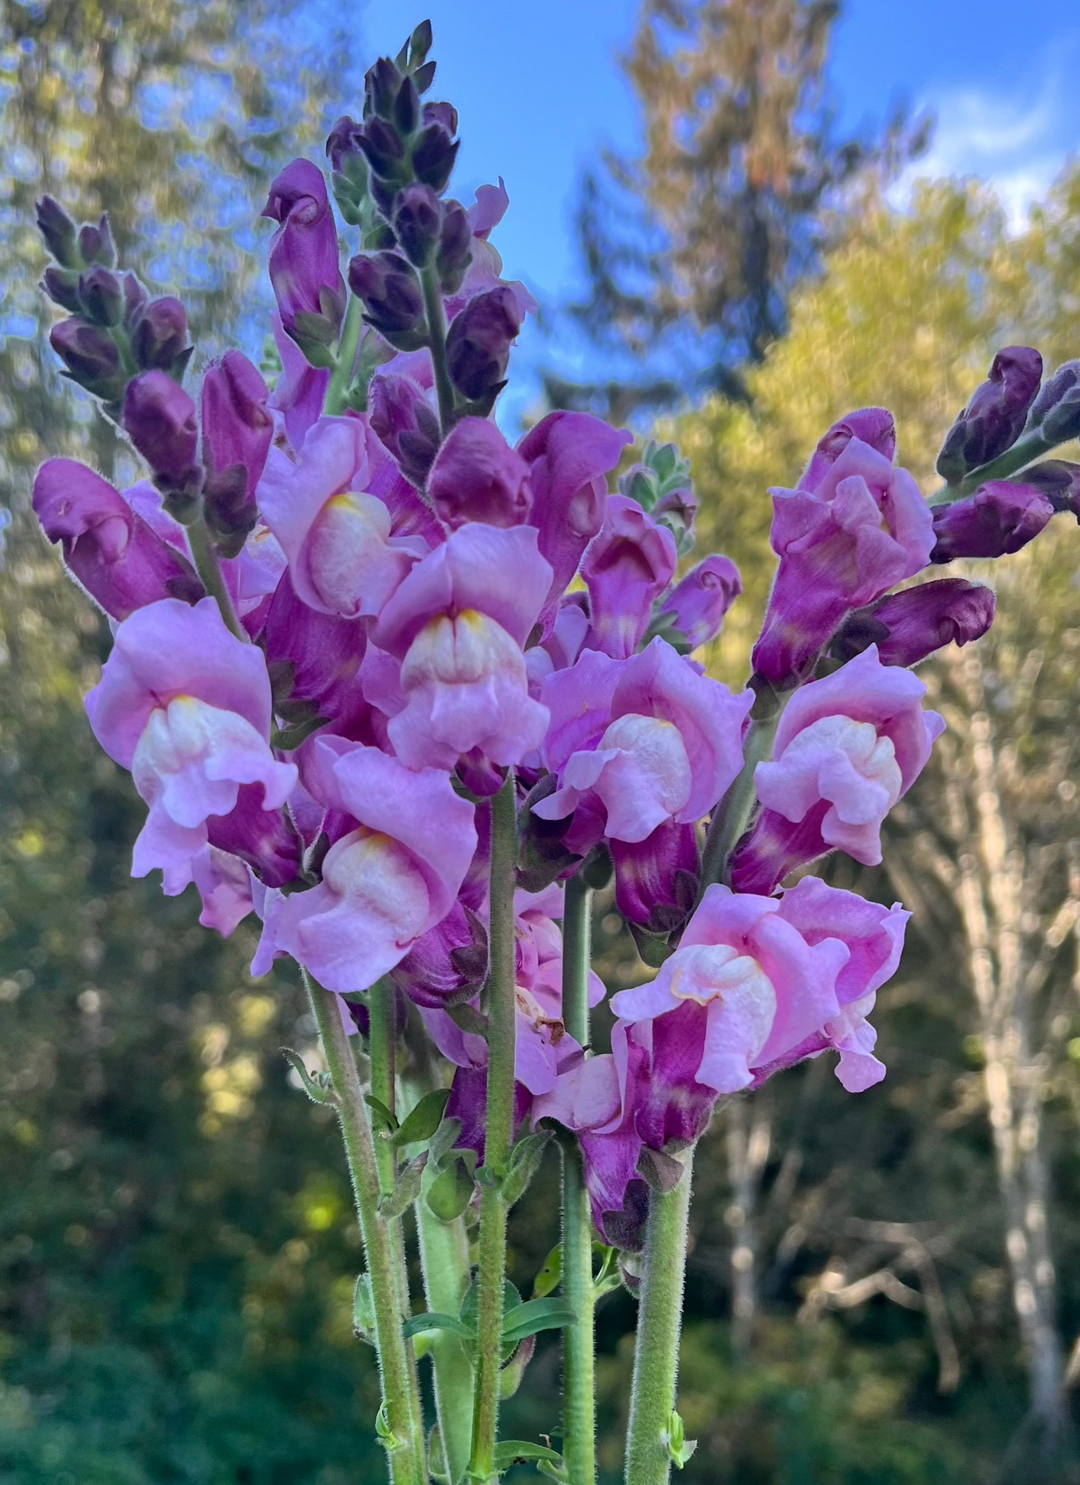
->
[560,871,596,1485]
[469,772,518,1482]
[303,971,428,1485]
[324,293,364,416]
[698,710,779,896]
[625,1150,695,1485]
[187,517,245,642]
[927,428,1060,505]
[421,264,457,435]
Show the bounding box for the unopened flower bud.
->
[326,115,369,226]
[657,554,742,651]
[369,373,442,486]
[936,346,1043,484]
[394,75,421,136]
[123,371,199,496]
[122,273,148,327]
[445,285,521,402]
[36,196,79,268]
[831,579,995,667]
[132,296,190,373]
[78,265,124,327]
[423,101,457,134]
[77,214,115,268]
[393,183,442,266]
[201,351,272,549]
[349,250,426,349]
[359,116,407,179]
[437,200,472,293]
[654,485,698,554]
[1019,459,1080,518]
[42,266,81,313]
[49,316,121,390]
[365,56,403,121]
[1027,360,1080,446]
[930,480,1055,562]
[801,407,896,491]
[428,417,532,528]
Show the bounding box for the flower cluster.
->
[29,24,1080,1270]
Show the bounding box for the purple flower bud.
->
[930,480,1055,562]
[936,347,1043,483]
[36,196,79,267]
[653,485,698,553]
[121,273,148,327]
[359,116,408,179]
[412,120,460,194]
[365,56,403,120]
[1020,459,1080,518]
[394,75,421,136]
[581,495,678,659]
[326,114,365,175]
[78,265,123,327]
[348,250,426,348]
[201,351,272,546]
[368,373,442,486]
[428,417,533,528]
[658,554,742,650]
[611,820,699,936]
[326,115,369,227]
[42,266,81,313]
[801,407,896,492]
[831,579,996,667]
[391,900,488,1009]
[49,316,121,389]
[123,371,199,493]
[262,160,346,352]
[77,214,115,268]
[393,182,442,266]
[445,285,522,402]
[1027,360,1080,445]
[437,200,472,293]
[132,296,190,373]
[423,101,457,134]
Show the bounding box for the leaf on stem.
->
[531,1243,562,1300]
[391,1087,450,1148]
[364,1092,399,1134]
[500,1129,551,1206]
[500,1297,577,1348]
[401,1310,476,1342]
[426,1153,476,1221]
[378,1150,428,1217]
[493,1440,564,1468]
[279,1047,336,1105]
[352,1272,376,1345]
[664,1410,698,1468]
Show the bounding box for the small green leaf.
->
[460,1277,521,1333]
[500,1298,577,1348]
[501,1129,551,1206]
[352,1273,375,1344]
[429,1115,464,1169]
[664,1410,698,1468]
[392,1088,451,1148]
[364,1094,399,1135]
[448,1002,488,1038]
[402,1311,476,1342]
[531,1243,562,1300]
[280,1047,336,1105]
[536,1459,571,1482]
[592,1242,622,1299]
[379,1152,427,1218]
[374,1401,402,1450]
[493,1440,564,1468]
[426,1155,476,1222]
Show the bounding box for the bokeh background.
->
[3,2,1080,1481]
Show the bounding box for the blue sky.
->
[356,0,1080,421]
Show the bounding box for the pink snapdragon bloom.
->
[753,423,935,687]
[262,159,346,345]
[257,415,418,619]
[372,523,552,770]
[86,597,298,882]
[732,644,945,893]
[581,495,678,658]
[267,740,477,993]
[534,638,751,847]
[517,411,634,630]
[169,845,255,937]
[33,458,203,619]
[267,313,329,450]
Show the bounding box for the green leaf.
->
[428,1115,464,1169]
[364,1093,399,1135]
[401,1311,475,1342]
[447,1002,488,1038]
[500,1129,551,1207]
[352,1272,375,1344]
[500,1298,577,1348]
[374,1401,402,1450]
[493,1440,564,1468]
[592,1242,622,1299]
[531,1243,562,1300]
[391,1087,451,1148]
[378,1152,427,1218]
[280,1047,335,1105]
[460,1277,521,1335]
[426,1154,475,1222]
[665,1410,698,1468]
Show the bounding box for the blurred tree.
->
[549,0,927,420]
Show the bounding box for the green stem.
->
[187,517,245,642]
[469,772,518,1482]
[560,872,596,1485]
[369,978,398,1202]
[303,971,428,1485]
[698,711,779,897]
[927,428,1059,505]
[624,1150,695,1485]
[421,264,457,435]
[325,293,364,416]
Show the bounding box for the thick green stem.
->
[469,773,518,1482]
[187,517,245,642]
[624,1151,695,1485]
[369,978,398,1201]
[303,972,428,1485]
[324,293,364,416]
[698,712,779,897]
[421,264,457,435]
[927,428,1059,505]
[560,872,596,1485]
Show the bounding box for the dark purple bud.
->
[78,265,123,327]
[391,900,488,1008]
[428,417,533,529]
[326,115,369,227]
[393,183,442,267]
[132,296,190,372]
[42,266,81,313]
[930,480,1055,562]
[121,273,148,327]
[1027,360,1080,445]
[658,554,742,650]
[832,579,995,667]
[369,373,442,486]
[359,117,408,178]
[123,371,199,493]
[201,351,272,546]
[77,214,115,268]
[348,250,426,348]
[326,114,364,175]
[423,101,457,134]
[411,119,460,193]
[394,75,420,136]
[49,316,121,388]
[262,160,346,354]
[612,821,699,936]
[445,285,522,402]
[801,407,896,492]
[36,196,79,267]
[436,200,472,293]
[365,56,403,121]
[653,485,698,554]
[1019,459,1080,518]
[936,347,1043,483]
